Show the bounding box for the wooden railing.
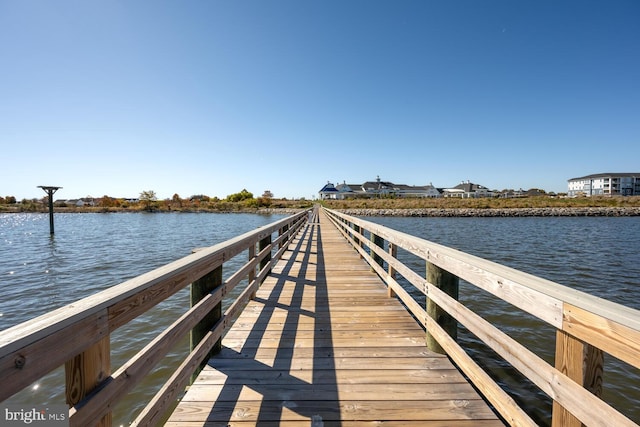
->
[323,207,640,427]
[0,209,311,426]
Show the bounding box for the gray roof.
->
[362,180,395,190]
[452,182,489,192]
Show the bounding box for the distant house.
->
[442,188,465,198]
[443,181,492,198]
[568,173,640,197]
[361,177,395,197]
[332,181,364,198]
[53,198,97,207]
[383,183,440,198]
[319,176,443,199]
[319,182,340,200]
[497,189,526,198]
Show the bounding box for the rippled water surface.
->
[1,213,639,425]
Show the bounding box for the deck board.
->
[167,209,504,426]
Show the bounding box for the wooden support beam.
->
[426,261,459,354]
[190,265,222,382]
[552,329,604,427]
[258,235,272,282]
[352,224,363,258]
[65,336,111,427]
[278,224,289,249]
[248,243,257,299]
[388,243,397,298]
[370,232,384,272]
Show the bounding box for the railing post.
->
[370,232,384,272]
[190,265,223,382]
[279,224,289,249]
[353,224,362,257]
[249,242,257,299]
[65,336,111,426]
[426,262,459,354]
[259,234,272,282]
[387,243,397,298]
[552,330,604,427]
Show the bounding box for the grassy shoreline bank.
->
[322,196,640,216]
[2,196,640,216]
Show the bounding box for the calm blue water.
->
[1,213,639,425]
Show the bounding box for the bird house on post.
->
[38,186,62,234]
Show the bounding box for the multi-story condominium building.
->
[568,173,640,197]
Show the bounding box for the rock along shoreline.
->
[332,207,640,217]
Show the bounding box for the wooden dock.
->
[166,209,503,426]
[4,207,638,426]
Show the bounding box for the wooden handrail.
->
[0,209,311,426]
[323,207,640,427]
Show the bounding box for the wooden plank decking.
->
[166,209,504,426]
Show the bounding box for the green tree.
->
[226,189,254,202]
[139,190,157,211]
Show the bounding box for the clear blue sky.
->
[2,1,639,200]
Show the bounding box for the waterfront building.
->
[443,181,493,198]
[567,173,640,197]
[318,182,340,200]
[319,176,451,199]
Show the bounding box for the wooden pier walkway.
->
[167,209,503,426]
[3,207,640,426]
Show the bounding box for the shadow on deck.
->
[166,209,503,426]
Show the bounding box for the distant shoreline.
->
[333,207,640,217]
[3,198,640,217]
[5,207,637,217]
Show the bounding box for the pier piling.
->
[37,185,61,234]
